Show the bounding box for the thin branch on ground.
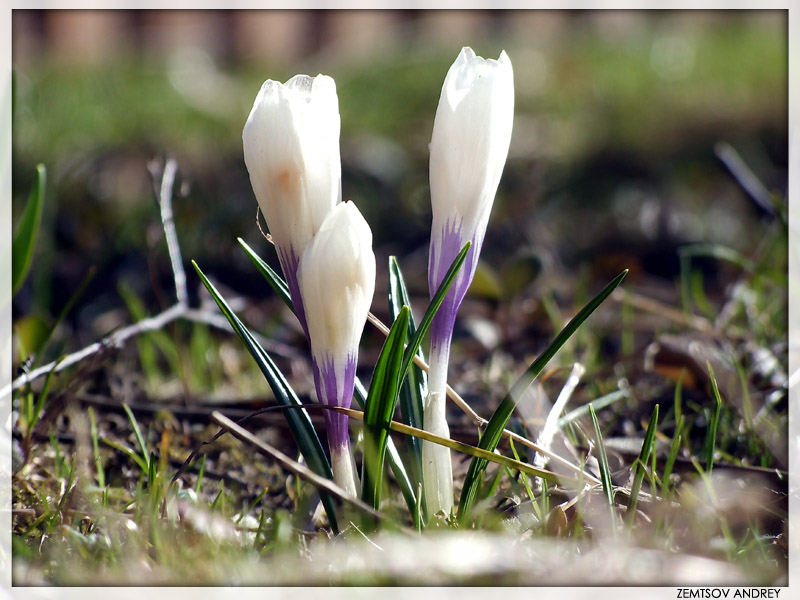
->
[211,411,388,523]
[153,157,188,306]
[332,406,586,487]
[364,311,601,485]
[4,159,298,400]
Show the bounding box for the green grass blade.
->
[458,270,627,524]
[238,241,417,522]
[674,368,686,425]
[388,256,426,489]
[399,242,470,378]
[589,405,614,506]
[360,246,469,513]
[662,415,684,495]
[118,281,183,376]
[192,260,339,534]
[361,306,409,510]
[626,404,659,527]
[354,379,418,527]
[589,404,617,535]
[122,403,150,472]
[238,237,293,310]
[99,435,149,473]
[88,407,105,488]
[26,357,63,436]
[12,164,46,295]
[704,361,723,473]
[335,406,582,486]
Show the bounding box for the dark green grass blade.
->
[704,361,723,473]
[354,379,418,527]
[361,307,409,510]
[589,405,614,506]
[26,356,62,435]
[238,237,293,310]
[360,245,470,512]
[458,269,627,524]
[626,404,659,527]
[589,404,617,535]
[123,403,151,472]
[238,240,417,518]
[388,256,426,490]
[662,415,684,495]
[400,242,470,378]
[13,164,46,295]
[192,260,339,533]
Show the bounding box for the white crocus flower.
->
[242,73,341,333]
[423,47,514,516]
[298,201,376,496]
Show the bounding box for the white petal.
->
[298,201,376,370]
[242,73,341,259]
[429,49,514,238]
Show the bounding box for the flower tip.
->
[458,46,476,61]
[285,73,314,92]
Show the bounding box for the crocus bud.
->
[242,73,342,332]
[297,201,376,496]
[423,47,514,516]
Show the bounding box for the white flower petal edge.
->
[424,47,514,516]
[299,201,375,375]
[428,47,514,282]
[298,201,376,495]
[242,73,342,332]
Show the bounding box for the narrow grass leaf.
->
[334,406,582,486]
[458,270,627,523]
[589,404,618,537]
[118,281,183,376]
[361,307,409,510]
[99,435,149,472]
[122,403,150,472]
[400,242,470,378]
[662,415,684,495]
[238,237,293,310]
[388,256,426,489]
[237,242,416,522]
[360,246,469,512]
[88,407,105,488]
[674,368,686,425]
[12,164,46,295]
[704,361,723,473]
[625,404,659,527]
[192,260,339,533]
[589,405,614,507]
[354,379,418,527]
[147,451,158,491]
[238,487,270,525]
[27,357,62,436]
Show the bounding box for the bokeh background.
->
[9,9,791,586]
[11,8,787,402]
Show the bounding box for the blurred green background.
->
[11,9,787,396]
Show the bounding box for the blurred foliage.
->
[12,13,786,325]
[10,11,789,585]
